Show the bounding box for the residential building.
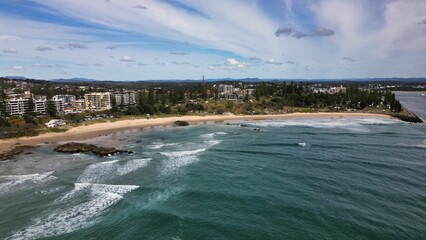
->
[218,84,234,96]
[84,92,112,111]
[113,91,136,106]
[73,99,86,111]
[34,96,47,115]
[53,95,75,108]
[6,96,32,116]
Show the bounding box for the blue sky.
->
[0,0,425,81]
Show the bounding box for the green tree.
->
[111,96,118,112]
[147,87,155,105]
[0,100,8,117]
[26,98,35,116]
[0,116,9,127]
[23,114,37,125]
[46,100,57,117]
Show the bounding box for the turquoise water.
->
[0,117,425,239]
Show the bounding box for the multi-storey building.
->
[53,95,75,108]
[218,84,235,96]
[113,92,136,106]
[34,96,47,115]
[6,96,31,116]
[73,99,86,111]
[84,92,112,111]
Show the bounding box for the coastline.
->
[0,112,393,155]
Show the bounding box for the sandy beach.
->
[0,112,393,154]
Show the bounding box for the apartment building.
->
[113,92,136,106]
[84,92,112,111]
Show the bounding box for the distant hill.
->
[50,78,98,83]
[1,76,27,80]
[3,76,426,83]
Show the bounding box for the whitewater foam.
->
[298,142,311,148]
[77,158,151,183]
[149,142,178,149]
[204,140,222,147]
[8,183,138,240]
[415,139,426,149]
[159,148,206,175]
[247,118,398,132]
[34,186,66,196]
[201,132,228,139]
[0,171,57,194]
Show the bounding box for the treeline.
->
[253,82,402,111]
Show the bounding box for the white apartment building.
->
[53,95,75,108]
[34,96,47,115]
[84,92,112,111]
[218,84,235,96]
[113,92,136,106]
[6,96,31,116]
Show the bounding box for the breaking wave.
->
[201,132,228,138]
[77,158,151,183]
[159,148,206,176]
[0,171,57,194]
[8,183,138,240]
[247,118,398,132]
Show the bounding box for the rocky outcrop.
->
[54,142,133,157]
[174,120,189,126]
[392,113,423,123]
[0,145,38,161]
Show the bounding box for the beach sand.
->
[0,112,393,154]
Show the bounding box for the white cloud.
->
[31,0,282,58]
[0,0,425,79]
[265,59,283,65]
[120,55,136,62]
[0,35,22,41]
[32,64,54,68]
[3,48,18,54]
[226,59,240,65]
[226,58,248,69]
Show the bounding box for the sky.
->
[0,0,425,81]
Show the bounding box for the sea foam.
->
[8,183,138,240]
[159,148,206,175]
[77,158,151,183]
[247,118,398,132]
[0,171,57,194]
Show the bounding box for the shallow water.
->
[0,117,425,239]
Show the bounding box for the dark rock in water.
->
[54,142,132,157]
[253,128,260,131]
[92,146,120,157]
[174,120,189,126]
[240,124,248,127]
[55,142,96,153]
[0,145,38,161]
[136,140,142,143]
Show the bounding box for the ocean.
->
[395,91,426,121]
[0,117,425,239]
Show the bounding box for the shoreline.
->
[0,112,393,155]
